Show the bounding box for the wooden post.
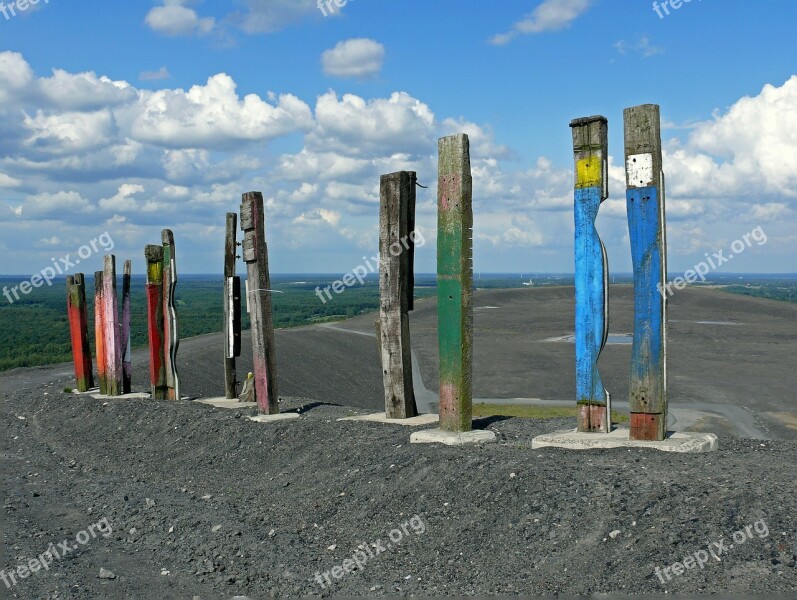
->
[240,192,279,414]
[102,255,123,397]
[94,272,107,395]
[66,274,94,392]
[437,134,473,433]
[224,212,242,399]
[570,116,611,433]
[624,104,668,441]
[379,171,418,419]
[162,230,180,400]
[145,245,168,400]
[121,260,132,394]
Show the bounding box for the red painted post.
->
[121,260,132,394]
[240,192,279,414]
[66,274,94,392]
[145,245,168,399]
[94,271,107,395]
[103,255,123,397]
[162,230,180,400]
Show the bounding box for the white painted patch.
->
[626,153,654,188]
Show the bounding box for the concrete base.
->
[90,392,151,401]
[196,397,258,410]
[247,413,301,424]
[410,428,497,446]
[531,428,718,453]
[69,387,100,395]
[338,412,439,427]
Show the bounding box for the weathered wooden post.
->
[121,260,132,394]
[437,134,473,432]
[224,212,242,399]
[162,230,180,400]
[570,116,611,433]
[145,245,168,400]
[379,171,419,419]
[102,255,123,396]
[240,192,279,414]
[624,104,668,441]
[66,274,94,392]
[94,271,107,395]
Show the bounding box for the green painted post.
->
[437,134,473,433]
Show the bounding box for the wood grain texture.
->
[93,272,106,395]
[162,230,180,400]
[241,192,279,414]
[570,115,611,433]
[121,260,132,394]
[102,255,123,396]
[379,171,418,419]
[66,274,94,392]
[624,104,667,441]
[145,245,167,400]
[224,212,241,399]
[437,134,473,433]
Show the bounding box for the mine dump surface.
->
[2,287,796,598]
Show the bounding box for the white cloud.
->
[98,184,145,211]
[614,36,665,58]
[139,67,172,82]
[22,191,94,217]
[130,74,313,148]
[322,39,385,79]
[491,0,592,45]
[145,0,215,36]
[233,0,319,34]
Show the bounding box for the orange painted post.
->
[94,271,107,395]
[66,274,94,392]
[145,245,167,399]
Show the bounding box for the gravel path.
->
[2,376,795,598]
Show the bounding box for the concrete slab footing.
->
[247,413,301,424]
[410,428,497,446]
[196,397,258,410]
[531,428,718,453]
[338,413,439,426]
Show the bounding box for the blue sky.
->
[1,0,795,276]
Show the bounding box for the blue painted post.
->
[624,104,668,441]
[570,116,611,433]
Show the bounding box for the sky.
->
[0,0,796,276]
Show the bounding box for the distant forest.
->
[0,274,794,372]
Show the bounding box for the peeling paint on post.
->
[570,115,611,433]
[379,171,418,419]
[224,212,242,400]
[624,104,667,441]
[66,274,94,392]
[241,192,279,414]
[94,271,107,395]
[145,245,167,400]
[121,260,132,394]
[437,134,473,433]
[162,230,180,400]
[102,255,123,397]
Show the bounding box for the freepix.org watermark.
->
[0,0,49,21]
[658,226,767,298]
[652,0,701,19]
[314,230,425,304]
[313,514,427,589]
[317,0,353,17]
[1,517,113,589]
[654,518,769,584]
[2,232,115,305]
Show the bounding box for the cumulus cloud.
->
[234,0,319,34]
[139,67,172,82]
[145,0,215,36]
[322,39,385,79]
[491,0,592,45]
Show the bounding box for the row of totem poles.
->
[66,231,180,400]
[377,104,669,441]
[66,104,669,442]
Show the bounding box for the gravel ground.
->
[2,376,796,599]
